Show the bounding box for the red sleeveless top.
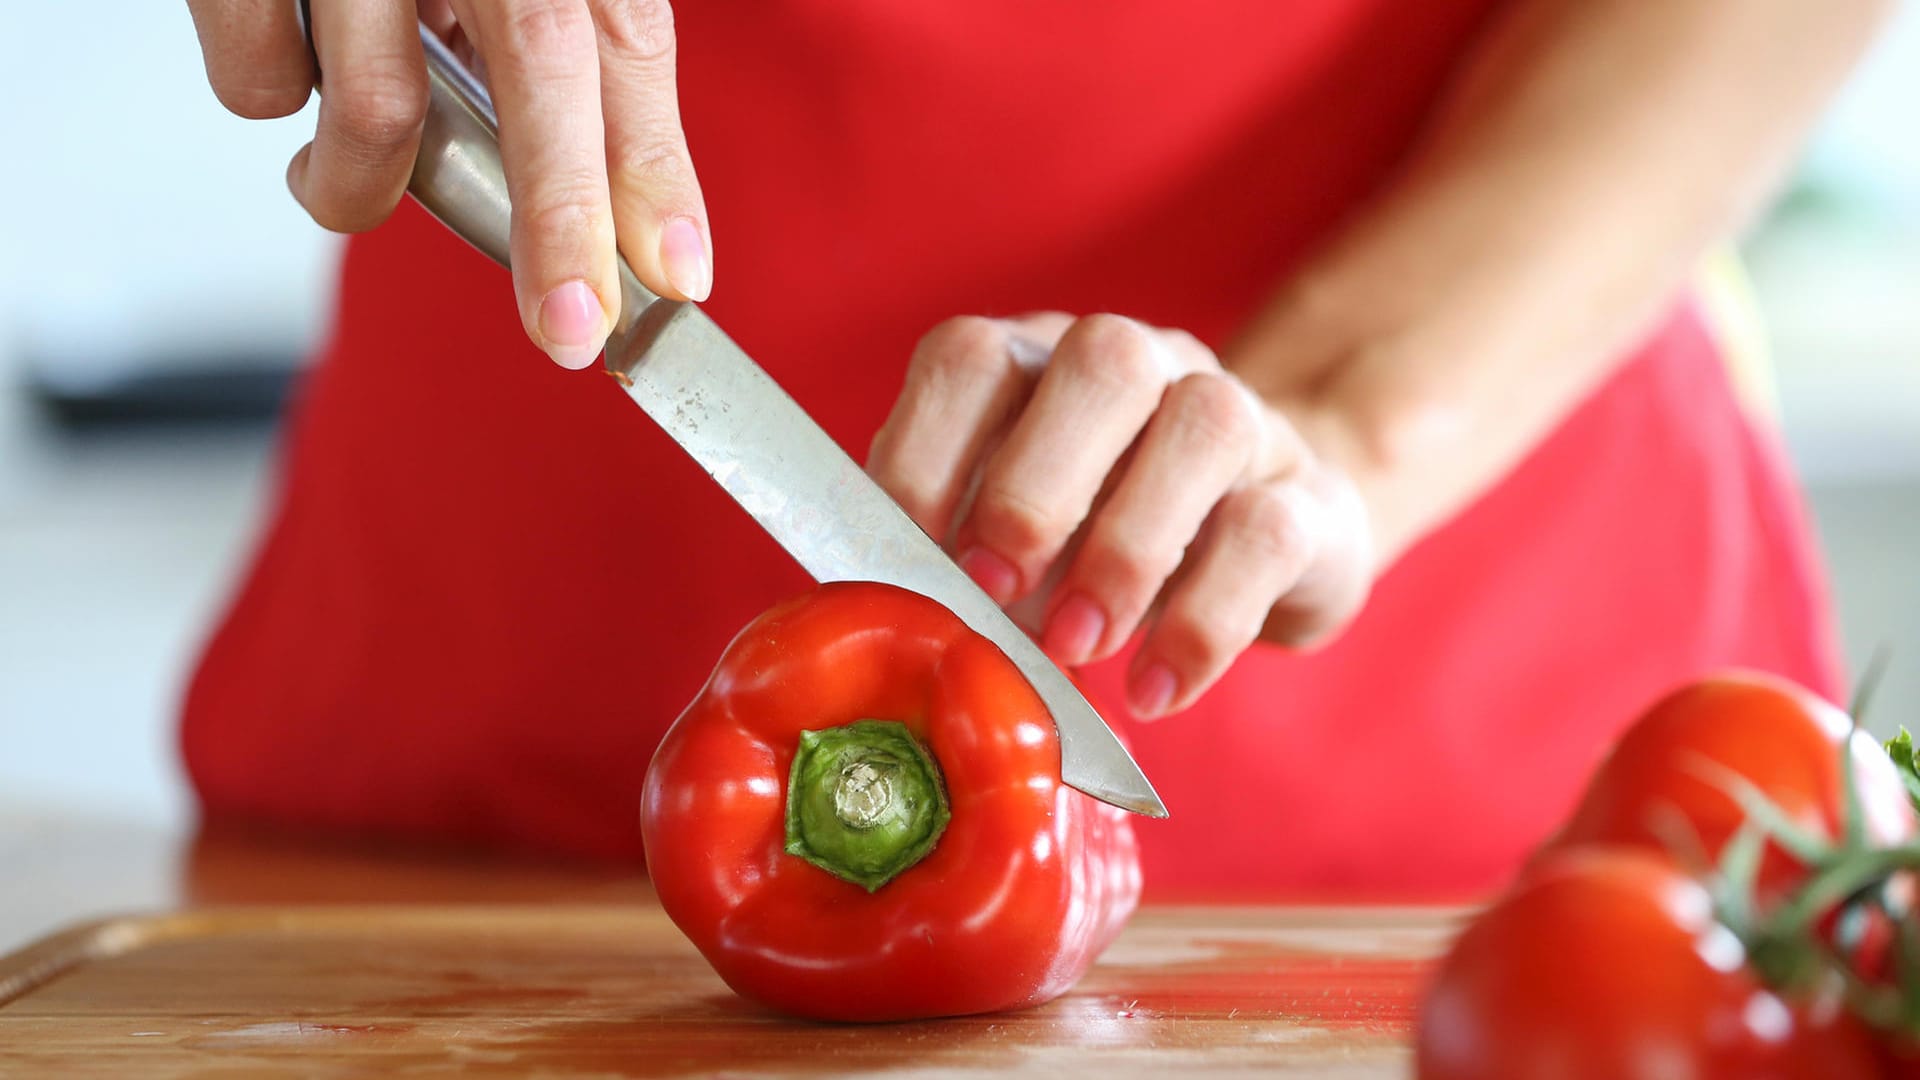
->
[182,0,1843,899]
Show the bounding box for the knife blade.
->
[604,290,1166,818]
[304,15,1168,818]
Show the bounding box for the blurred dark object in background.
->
[24,353,298,430]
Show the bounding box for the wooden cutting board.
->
[0,904,1456,1077]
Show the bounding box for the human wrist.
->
[1232,202,1595,568]
[1225,259,1469,566]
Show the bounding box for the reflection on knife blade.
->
[604,290,1167,818]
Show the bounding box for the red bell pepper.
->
[640,581,1142,1022]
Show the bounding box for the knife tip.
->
[1064,774,1170,819]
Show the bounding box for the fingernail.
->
[958,547,1020,604]
[1043,592,1106,665]
[660,218,711,302]
[1130,664,1178,720]
[538,280,606,369]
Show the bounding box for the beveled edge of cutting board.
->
[0,912,190,1006]
[0,905,668,1007]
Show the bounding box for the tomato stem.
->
[783,720,950,892]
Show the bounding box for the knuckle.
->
[1155,607,1245,673]
[328,68,428,155]
[1072,312,1148,351]
[1058,314,1163,393]
[519,187,609,247]
[594,0,677,62]
[1164,372,1258,456]
[1222,486,1310,568]
[611,133,693,191]
[1161,326,1212,360]
[1076,531,1178,612]
[911,316,1008,383]
[972,484,1072,560]
[502,0,596,60]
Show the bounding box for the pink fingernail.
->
[1043,592,1107,665]
[538,280,606,369]
[660,218,711,302]
[958,547,1020,604]
[1129,664,1178,720]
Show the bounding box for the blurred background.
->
[2,5,1918,835]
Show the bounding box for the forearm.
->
[1227,0,1889,565]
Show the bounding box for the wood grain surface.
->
[0,903,1458,1077]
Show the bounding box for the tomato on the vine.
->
[1541,671,1915,904]
[1415,848,1880,1080]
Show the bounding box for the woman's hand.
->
[866,0,1887,724]
[184,0,710,369]
[867,314,1374,720]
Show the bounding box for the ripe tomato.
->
[1416,849,1880,1080]
[1542,671,1914,904]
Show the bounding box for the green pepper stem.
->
[784,720,950,892]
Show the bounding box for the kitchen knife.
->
[295,14,1167,818]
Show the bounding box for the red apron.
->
[181,0,1844,899]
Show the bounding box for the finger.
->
[954,315,1185,604]
[186,0,315,118]
[415,1,476,68]
[867,315,1067,544]
[588,0,710,302]
[1041,370,1266,666]
[1127,483,1321,720]
[288,0,428,233]
[462,0,619,369]
[1258,464,1375,647]
[420,0,459,38]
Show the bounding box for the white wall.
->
[0,4,339,394]
[0,3,336,826]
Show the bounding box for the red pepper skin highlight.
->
[640,581,1142,1022]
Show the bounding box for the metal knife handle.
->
[296,9,660,332]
